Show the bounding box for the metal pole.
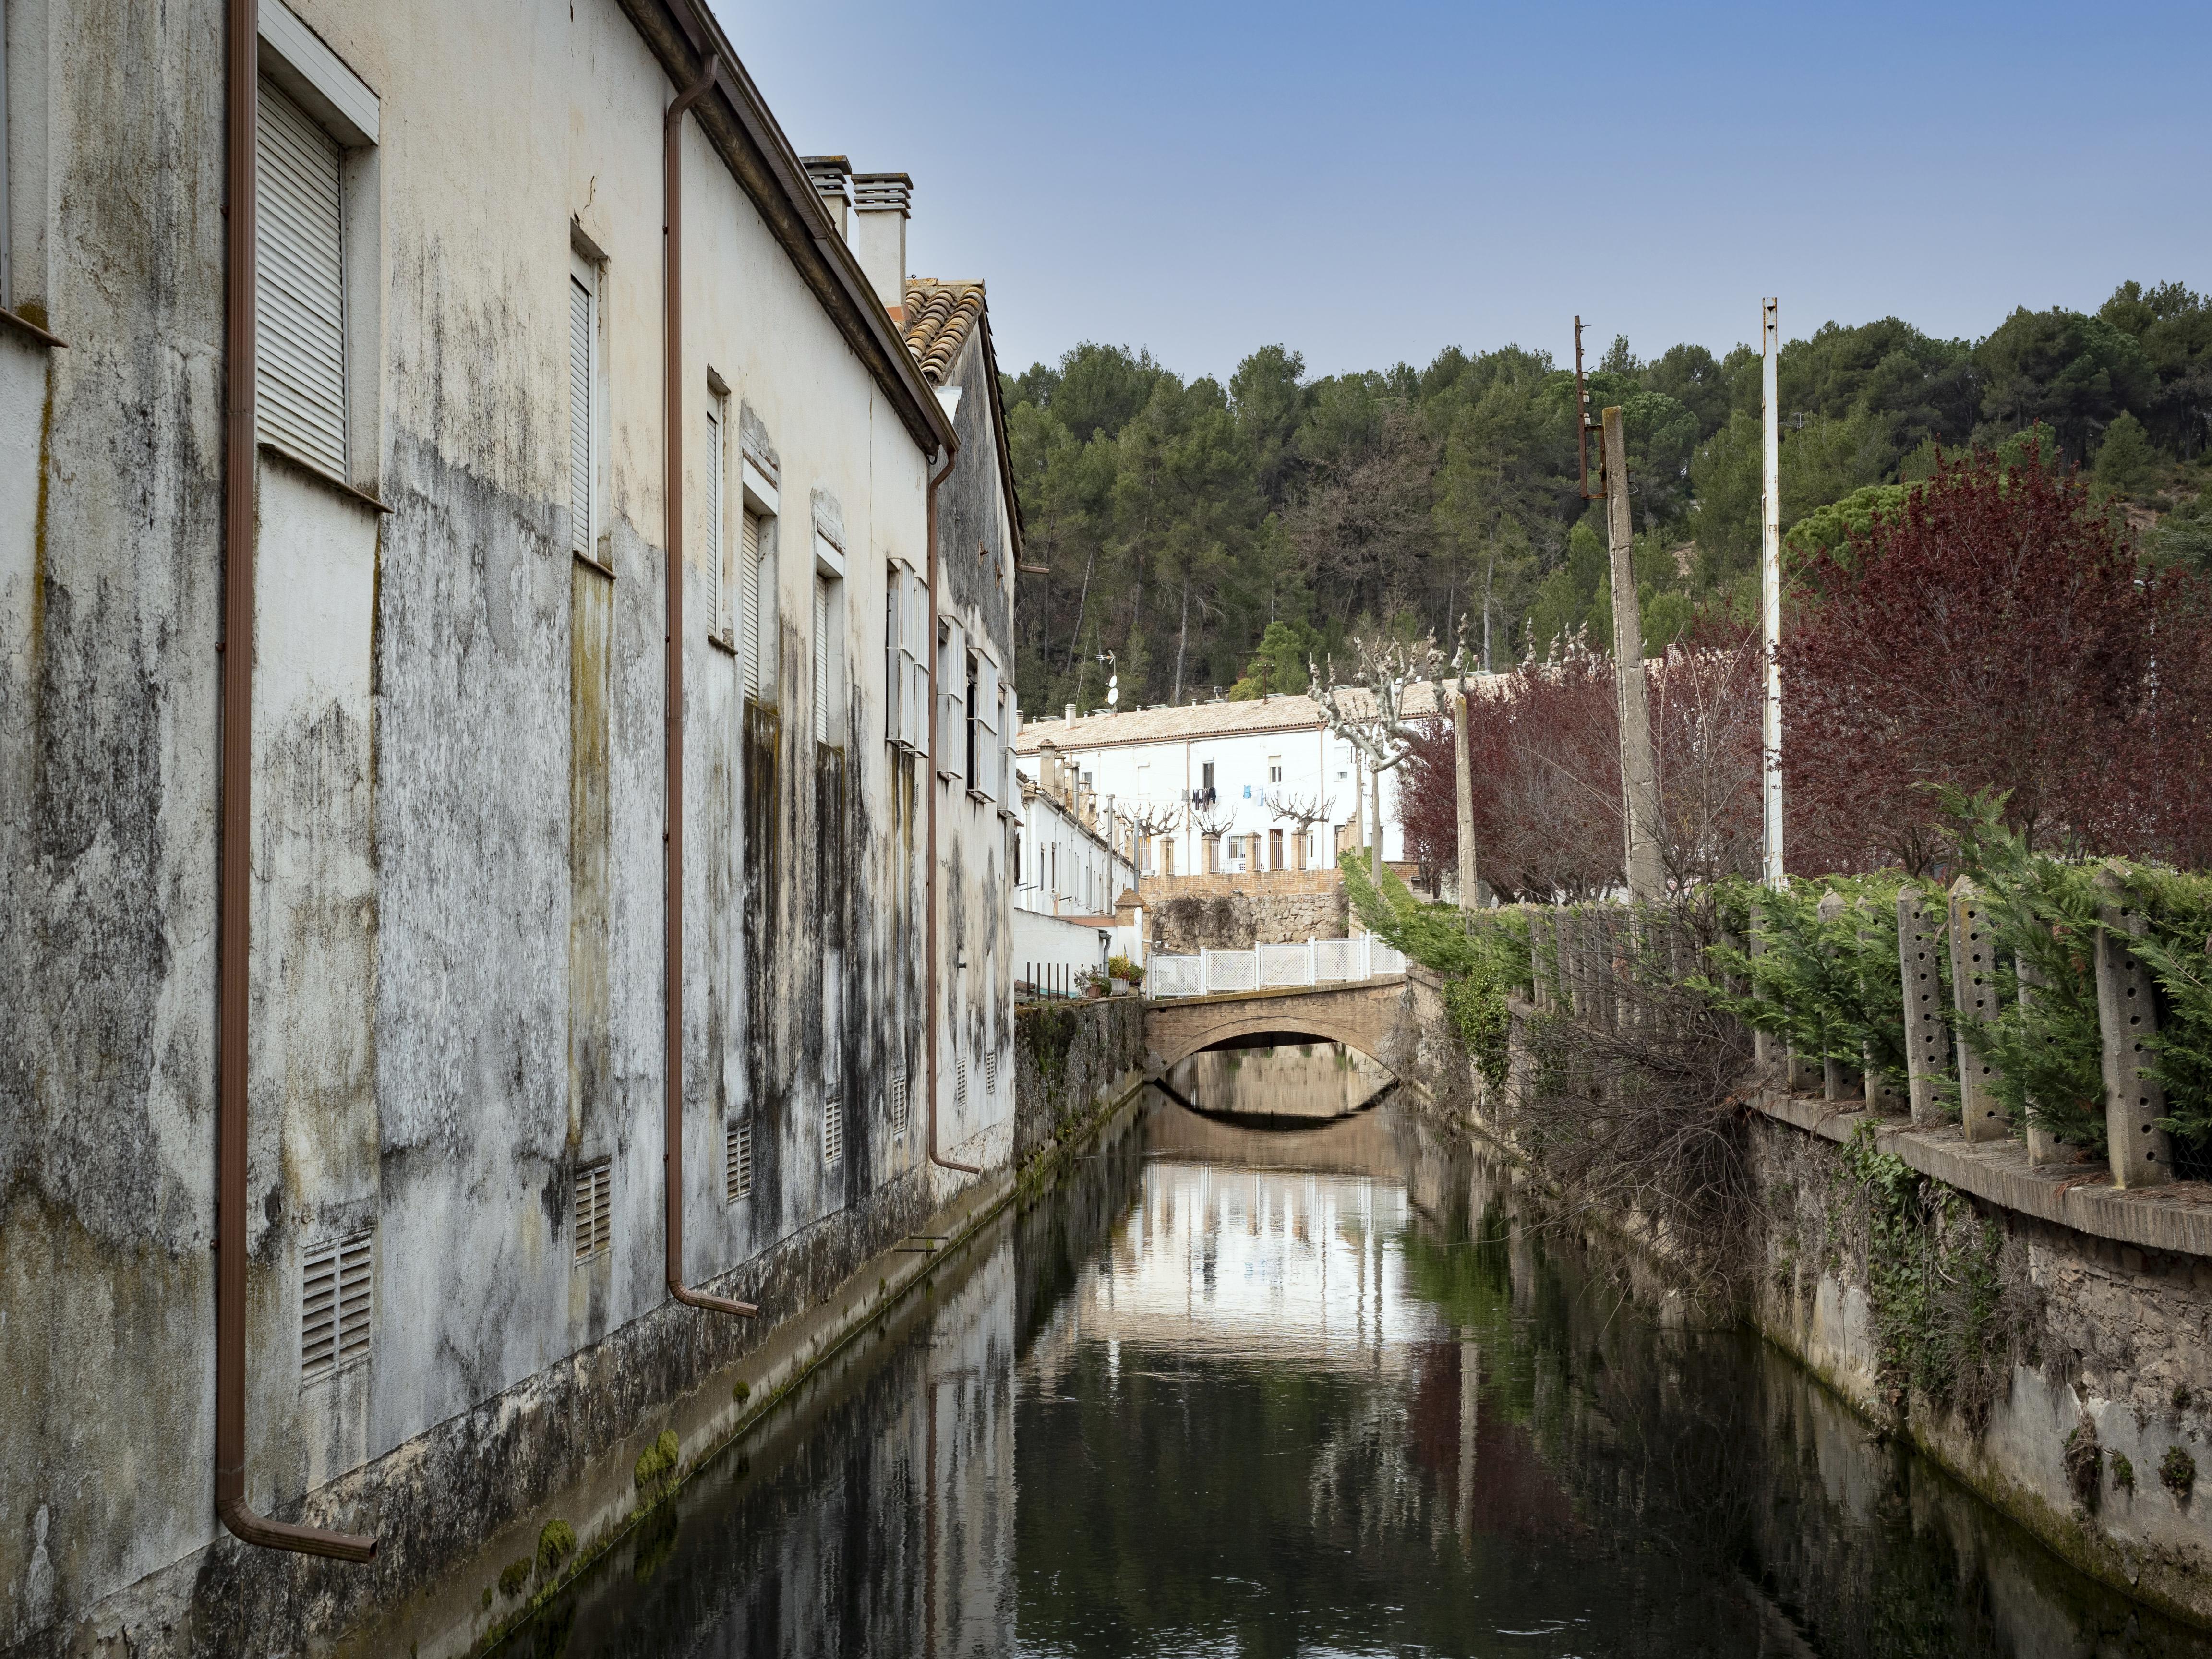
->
[1601,406,1663,902]
[1452,689,1477,912]
[1760,297,1784,890]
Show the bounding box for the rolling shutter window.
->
[740,510,763,697]
[256,80,347,476]
[568,271,595,556]
[813,575,831,739]
[705,397,725,636]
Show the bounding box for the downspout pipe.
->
[924,444,979,1174]
[219,0,375,1561]
[662,46,756,1320]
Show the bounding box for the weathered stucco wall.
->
[1144,878,1349,952]
[0,0,1008,1653]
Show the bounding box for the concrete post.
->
[1592,910,1620,1033]
[1815,891,1862,1104]
[1947,876,2008,1143]
[1749,921,1775,1077]
[1600,406,1664,903]
[1527,910,1551,1012]
[2015,954,2064,1165]
[1556,905,1578,1019]
[1199,945,1211,998]
[1857,897,1907,1116]
[1453,689,1478,914]
[1898,886,1949,1128]
[2094,869,2174,1189]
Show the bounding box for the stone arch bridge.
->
[1143,976,1410,1071]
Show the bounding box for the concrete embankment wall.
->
[1395,969,2212,1631]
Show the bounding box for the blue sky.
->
[709,0,2212,383]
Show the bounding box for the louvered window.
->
[813,575,832,739]
[974,657,1001,802]
[904,576,931,756]
[936,620,964,779]
[823,1093,844,1164]
[705,393,727,636]
[569,262,597,557]
[740,509,764,697]
[889,1067,909,1139]
[301,1231,372,1382]
[1001,697,1020,817]
[256,80,347,476]
[885,569,905,749]
[573,1160,611,1262]
[725,1119,753,1202]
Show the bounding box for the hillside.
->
[1002,280,2212,715]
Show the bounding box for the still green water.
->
[498,1095,2207,1657]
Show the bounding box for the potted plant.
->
[1106,954,1144,996]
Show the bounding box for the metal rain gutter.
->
[662,42,757,1320]
[218,0,375,1562]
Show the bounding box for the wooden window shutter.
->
[905,577,930,757]
[813,575,831,738]
[936,620,964,779]
[705,397,724,635]
[740,509,763,697]
[885,570,903,747]
[256,80,347,476]
[975,657,1001,802]
[568,272,594,556]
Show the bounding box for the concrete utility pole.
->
[1761,297,1785,890]
[1600,406,1663,902]
[1453,687,1477,912]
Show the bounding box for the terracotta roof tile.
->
[902,279,985,385]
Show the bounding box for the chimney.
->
[851,173,911,317]
[1065,702,1076,726]
[801,155,851,239]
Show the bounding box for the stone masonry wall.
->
[1143,875,1348,953]
[1013,998,1146,1170]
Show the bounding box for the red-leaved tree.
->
[1781,446,2163,874]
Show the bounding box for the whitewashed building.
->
[1013,689,1465,878]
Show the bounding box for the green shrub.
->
[1700,873,1912,1079]
[2162,1445,2198,1501]
[1343,853,1529,1081]
[2113,1452,2136,1491]
[536,1518,576,1576]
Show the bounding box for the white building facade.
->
[1015,694,1437,878]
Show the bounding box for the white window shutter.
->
[905,577,931,755]
[1003,699,1019,815]
[975,657,1000,802]
[884,570,903,747]
[568,274,594,556]
[704,399,724,635]
[937,619,964,779]
[813,575,830,738]
[256,80,347,476]
[740,510,763,697]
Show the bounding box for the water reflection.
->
[503,1095,2211,1658]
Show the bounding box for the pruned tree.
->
[1262,786,1335,871]
[1118,796,1186,877]
[1312,632,1449,875]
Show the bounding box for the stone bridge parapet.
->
[1142,976,1409,1070]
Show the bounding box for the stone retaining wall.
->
[1013,997,1148,1170]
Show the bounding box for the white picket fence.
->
[1146,936,1407,998]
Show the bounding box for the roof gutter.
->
[218,0,375,1561]
[663,40,756,1320]
[924,442,979,1175]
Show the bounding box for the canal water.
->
[499,1095,2208,1658]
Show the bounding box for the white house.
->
[1013,687,1467,878]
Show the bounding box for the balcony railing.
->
[1146,936,1407,998]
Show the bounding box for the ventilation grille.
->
[573,1160,612,1262]
[301,1230,372,1383]
[984,1048,998,1096]
[726,1118,754,1202]
[889,1068,910,1140]
[953,1056,968,1110]
[824,1094,844,1164]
